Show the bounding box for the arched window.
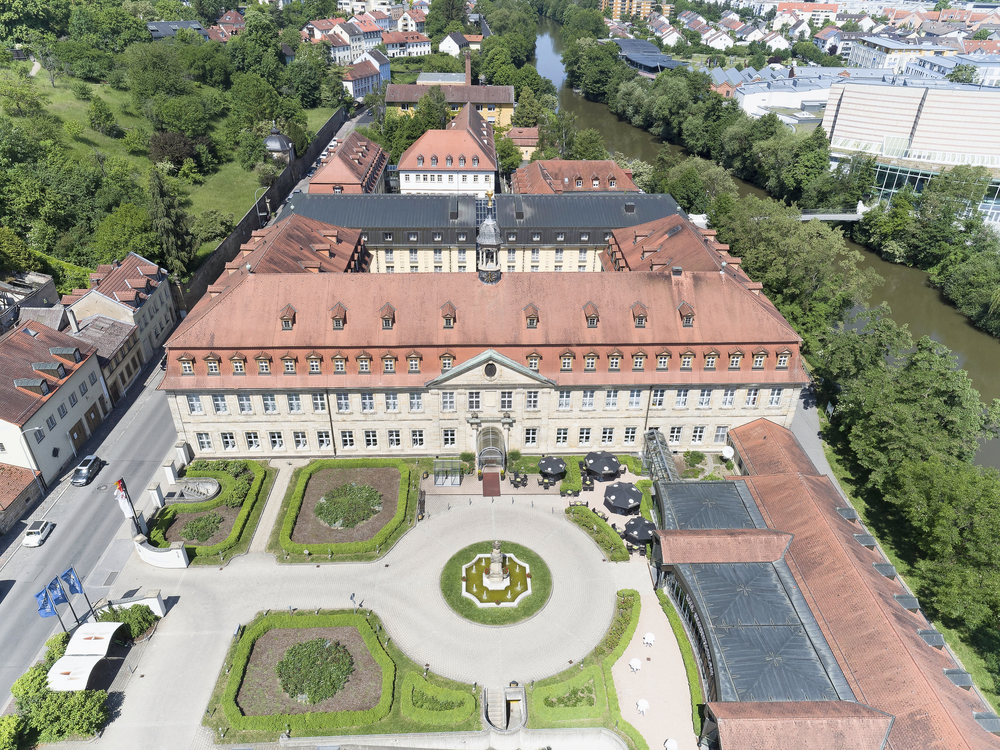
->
[417,155,424,166]
[431,155,438,166]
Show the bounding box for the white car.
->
[22,520,53,548]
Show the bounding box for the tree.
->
[149,130,194,167]
[973,27,991,40]
[0,226,35,279]
[496,135,522,173]
[124,127,150,154]
[149,94,209,137]
[63,119,85,141]
[536,109,577,159]
[87,96,119,136]
[426,0,467,39]
[946,63,979,84]
[0,70,48,117]
[933,0,951,9]
[572,128,607,160]
[90,203,157,264]
[226,9,283,86]
[191,210,235,242]
[68,4,147,52]
[415,85,450,131]
[511,86,545,127]
[121,43,194,102]
[147,170,197,276]
[817,304,912,385]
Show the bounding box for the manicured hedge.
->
[148,461,271,559]
[558,454,642,493]
[278,459,410,556]
[222,613,395,732]
[657,589,704,734]
[602,590,648,750]
[400,672,476,725]
[565,506,629,562]
[531,665,606,722]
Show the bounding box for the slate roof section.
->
[495,193,682,228]
[658,480,766,531]
[288,194,478,228]
[67,315,137,369]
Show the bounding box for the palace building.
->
[161,212,807,463]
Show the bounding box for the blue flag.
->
[35,589,56,618]
[47,578,67,605]
[60,567,83,595]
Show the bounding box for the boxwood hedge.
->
[222,613,394,732]
[565,506,629,562]
[531,665,606,722]
[602,590,646,750]
[148,461,272,559]
[400,672,476,725]
[278,459,410,556]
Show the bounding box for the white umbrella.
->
[636,699,649,714]
[664,741,679,750]
[643,632,656,645]
[629,658,642,672]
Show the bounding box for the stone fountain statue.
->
[487,540,506,586]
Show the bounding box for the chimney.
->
[465,48,471,86]
[67,308,80,334]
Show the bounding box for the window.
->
[187,395,203,414]
[68,392,77,407]
[222,432,236,450]
[459,156,466,166]
[341,431,355,448]
[294,431,308,449]
[582,390,595,409]
[531,265,538,272]
[657,354,669,370]
[409,357,420,373]
[359,358,371,373]
[443,316,452,328]
[385,393,398,412]
[585,355,596,371]
[609,355,620,371]
[410,249,419,263]
[209,394,225,414]
[434,249,442,263]
[526,391,538,410]
[629,389,641,408]
[579,265,586,272]
[458,248,466,261]
[443,429,455,447]
[197,433,212,450]
[309,359,321,374]
[442,356,452,371]
[317,431,332,449]
[602,427,615,445]
[384,357,395,372]
[681,354,693,369]
[507,249,516,263]
[606,390,618,409]
[769,388,784,407]
[556,428,568,445]
[729,354,742,369]
[79,382,88,396]
[777,353,790,368]
[287,394,302,413]
[35,429,44,443]
[381,315,392,330]
[705,355,717,369]
[472,156,479,166]
[269,431,284,449]
[558,390,571,409]
[468,391,480,410]
[753,354,766,369]
[579,428,591,445]
[609,179,616,188]
[507,232,516,242]
[337,393,350,412]
[447,156,453,166]
[675,389,689,408]
[258,394,275,413]
[682,314,694,327]
[431,156,437,166]
[528,356,539,371]
[500,391,513,410]
[89,372,98,385]
[714,426,729,444]
[651,389,665,407]
[245,431,260,450]
[635,316,646,328]
[207,360,220,375]
[531,248,540,263]
[624,427,637,444]
[722,388,736,407]
[441,392,455,411]
[365,430,378,448]
[282,320,293,331]
[258,359,270,374]
[692,426,705,444]
[633,355,644,370]
[312,393,327,413]
[388,429,400,447]
[181,361,193,375]
[745,388,759,407]
[410,393,422,411]
[411,429,424,447]
[361,393,374,412]
[561,356,572,371]
[524,428,537,446]
[698,389,711,408]
[333,318,344,330]
[385,250,394,264]
[587,316,597,328]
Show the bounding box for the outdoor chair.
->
[537,478,544,486]
[560,490,567,497]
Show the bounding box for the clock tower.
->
[477,192,502,285]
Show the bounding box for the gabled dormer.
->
[380,303,395,330]
[33,361,66,379]
[441,301,456,329]
[678,301,695,327]
[49,346,81,363]
[523,303,539,329]
[14,377,49,395]
[280,303,297,330]
[631,302,648,328]
[583,301,599,328]
[331,302,347,330]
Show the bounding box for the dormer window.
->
[331,303,347,330]
[408,357,420,372]
[592,178,600,187]
[334,358,346,373]
[753,353,766,369]
[309,358,321,374]
[580,232,589,241]
[609,355,620,370]
[681,354,693,369]
[281,319,292,330]
[181,360,193,375]
[431,156,438,166]
[576,179,582,187]
[561,356,572,371]
[284,359,296,374]
[383,232,393,241]
[683,314,694,327]
[458,232,467,242]
[280,304,296,330]
[333,318,344,329]
[526,317,537,328]
[528,356,539,371]
[233,359,245,374]
[472,156,479,166]
[705,355,717,370]
[417,155,424,166]
[587,317,597,328]
[258,359,271,374]
[777,353,790,368]
[729,354,742,369]
[657,354,669,370]
[40,381,48,395]
[633,355,644,370]
[383,357,395,373]
[635,316,646,328]
[442,356,453,371]
[207,360,220,375]
[507,232,516,242]
[358,355,371,373]
[532,233,541,242]
[585,355,596,371]
[556,233,565,242]
[444,316,453,328]
[408,232,418,242]
[447,156,453,166]
[382,318,392,329]
[609,179,616,188]
[459,156,466,166]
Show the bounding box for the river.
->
[532,17,1000,469]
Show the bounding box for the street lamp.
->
[19,427,45,496]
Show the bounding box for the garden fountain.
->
[462,541,532,608]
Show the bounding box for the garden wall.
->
[278,727,628,750]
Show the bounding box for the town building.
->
[848,35,961,72]
[905,52,1000,86]
[761,31,791,51]
[312,131,389,194]
[397,8,426,32]
[416,72,467,85]
[342,60,382,99]
[507,127,539,160]
[440,31,471,56]
[0,272,57,335]
[354,48,391,89]
[464,33,484,50]
[60,253,177,362]
[0,323,106,485]
[63,313,143,407]
[511,160,640,195]
[380,30,432,57]
[398,104,498,198]
[0,463,41,535]
[599,0,654,21]
[386,81,515,125]
[349,14,384,50]
[702,29,735,50]
[334,21,366,58]
[146,20,210,40]
[775,1,838,27]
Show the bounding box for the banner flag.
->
[47,578,67,605]
[35,589,56,618]
[61,567,83,595]
[115,478,135,523]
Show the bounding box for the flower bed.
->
[400,672,476,725]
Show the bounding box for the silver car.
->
[71,455,101,486]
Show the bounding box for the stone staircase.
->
[486,688,507,730]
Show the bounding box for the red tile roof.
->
[707,701,894,750]
[60,252,165,311]
[221,214,363,278]
[0,463,38,512]
[398,103,496,171]
[601,214,747,277]
[311,130,389,194]
[343,60,380,81]
[511,160,639,194]
[655,528,792,564]
[161,270,807,391]
[728,418,821,476]
[507,127,538,147]
[381,30,430,45]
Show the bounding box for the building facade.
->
[386,83,515,125]
[599,0,653,21]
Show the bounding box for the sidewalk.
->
[248,458,309,553]
[612,561,699,750]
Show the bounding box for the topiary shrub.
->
[276,638,354,704]
[459,451,475,464]
[11,659,108,742]
[684,450,706,466]
[181,511,223,542]
[97,604,159,640]
[507,449,522,463]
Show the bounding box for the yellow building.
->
[601,0,655,21]
[385,83,516,127]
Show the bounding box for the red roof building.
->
[511,160,640,194]
[311,131,389,194]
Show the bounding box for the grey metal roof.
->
[415,72,465,84]
[658,480,766,531]
[288,194,477,228]
[496,194,682,229]
[611,38,662,55]
[146,20,207,39]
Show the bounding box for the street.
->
[0,364,177,704]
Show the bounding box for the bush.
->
[315,483,382,528]
[70,80,92,100]
[533,666,605,721]
[459,451,475,464]
[10,658,108,742]
[507,449,522,463]
[565,506,629,561]
[191,209,235,242]
[255,160,281,187]
[107,69,129,90]
[276,638,354,704]
[0,715,22,750]
[684,450,706,466]
[400,672,476,725]
[63,120,85,140]
[87,96,119,137]
[123,127,150,155]
[181,511,223,541]
[97,604,159,639]
[228,475,251,508]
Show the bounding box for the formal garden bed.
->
[565,507,629,562]
[148,460,276,565]
[203,610,479,743]
[440,541,552,626]
[678,451,732,481]
[527,589,647,750]
[268,459,427,563]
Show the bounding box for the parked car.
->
[71,455,102,486]
[22,520,53,547]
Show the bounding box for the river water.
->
[532,17,1000,468]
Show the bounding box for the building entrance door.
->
[476,427,505,470]
[68,419,87,454]
[84,404,103,436]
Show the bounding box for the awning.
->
[47,655,104,692]
[66,622,126,657]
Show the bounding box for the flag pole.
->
[48,589,67,633]
[56,578,79,625]
[70,566,95,619]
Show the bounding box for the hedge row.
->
[656,589,704,735]
[565,506,629,562]
[400,672,476,725]
[602,590,648,750]
[279,459,410,555]
[222,613,395,732]
[557,454,642,493]
[530,664,606,722]
[148,461,271,558]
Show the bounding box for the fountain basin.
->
[462,553,532,608]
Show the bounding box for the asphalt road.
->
[0,366,177,703]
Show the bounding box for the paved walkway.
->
[247,459,309,553]
[790,392,851,503]
[611,562,700,750]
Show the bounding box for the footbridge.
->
[797,201,872,222]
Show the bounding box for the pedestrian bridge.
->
[797,201,871,222]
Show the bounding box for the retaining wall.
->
[280,726,629,750]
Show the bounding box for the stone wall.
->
[178,108,348,312]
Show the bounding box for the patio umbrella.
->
[603,482,642,514]
[538,455,567,477]
[585,451,621,478]
[629,658,642,672]
[636,699,649,714]
[625,517,657,545]
[643,632,656,646]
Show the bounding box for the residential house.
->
[465,34,484,50]
[333,21,366,58]
[836,13,875,32]
[702,29,735,50]
[440,31,470,56]
[386,82,515,125]
[147,20,210,40]
[0,464,42,535]
[389,2,407,21]
[762,31,791,51]
[380,30,432,57]
[398,104,497,198]
[788,17,811,40]
[507,127,538,159]
[343,60,382,99]
[511,160,639,194]
[302,17,346,38]
[217,9,245,35]
[354,49,392,88]
[312,131,390,193]
[398,9,426,32]
[64,313,143,407]
[813,25,841,53]
[350,14,384,50]
[60,253,177,362]
[599,0,654,21]
[775,2,838,27]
